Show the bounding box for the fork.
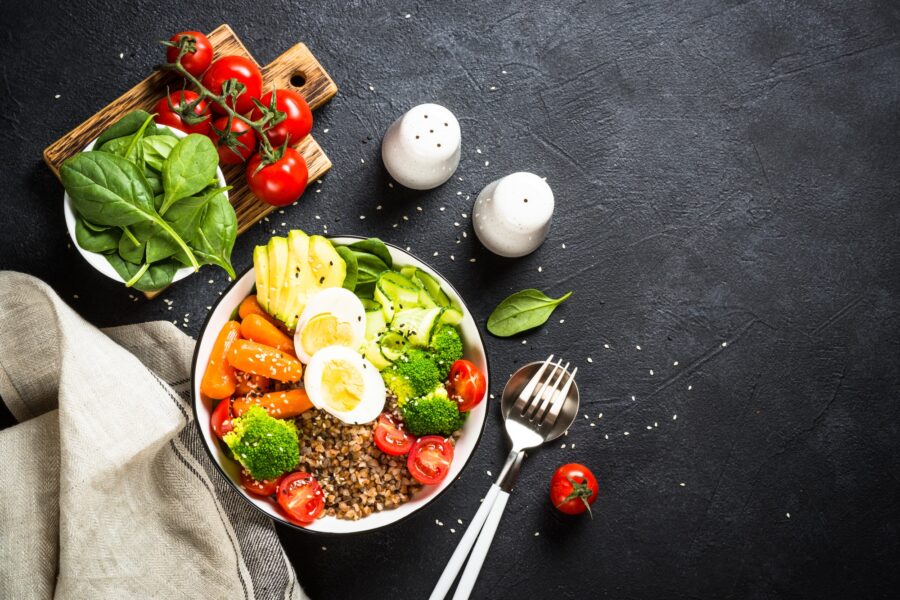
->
[429,355,579,600]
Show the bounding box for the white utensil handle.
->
[451,489,510,600]
[429,484,502,600]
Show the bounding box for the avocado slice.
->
[308,235,346,291]
[266,236,290,320]
[279,230,313,329]
[253,245,270,311]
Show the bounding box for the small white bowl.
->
[191,237,490,534]
[63,125,227,286]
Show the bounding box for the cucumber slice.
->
[399,265,418,281]
[439,307,463,326]
[375,271,420,321]
[365,305,387,341]
[364,339,393,370]
[414,269,452,308]
[379,331,408,362]
[392,307,443,347]
[417,287,439,308]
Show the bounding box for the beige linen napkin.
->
[0,271,306,600]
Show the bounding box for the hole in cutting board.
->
[290,72,307,88]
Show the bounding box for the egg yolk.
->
[321,359,365,412]
[301,314,356,355]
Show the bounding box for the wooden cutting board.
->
[43,24,338,296]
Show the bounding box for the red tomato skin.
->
[251,89,313,147]
[247,148,309,206]
[210,116,258,165]
[154,91,211,136]
[549,463,598,516]
[240,469,282,497]
[210,398,233,439]
[277,472,325,524]
[166,31,213,77]
[407,436,454,485]
[374,412,416,456]
[448,359,487,412]
[201,56,263,115]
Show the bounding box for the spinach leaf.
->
[61,151,155,226]
[98,113,154,166]
[487,289,572,337]
[106,255,178,292]
[145,192,214,264]
[335,246,358,291]
[354,251,389,287]
[149,125,178,138]
[160,134,218,214]
[74,217,119,253]
[94,110,153,148]
[142,135,179,172]
[349,238,392,269]
[118,225,146,264]
[145,169,164,195]
[188,190,237,278]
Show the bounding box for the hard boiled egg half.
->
[303,345,386,424]
[294,287,367,364]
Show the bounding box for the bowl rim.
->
[189,234,491,536]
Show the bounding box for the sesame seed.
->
[604,343,610,349]
[679,482,686,487]
[786,512,791,519]
[673,414,677,420]
[636,345,642,350]
[623,431,630,436]
[587,357,593,363]
[649,369,654,375]
[486,470,492,476]
[722,341,728,347]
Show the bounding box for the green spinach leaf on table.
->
[160,134,218,214]
[487,289,573,337]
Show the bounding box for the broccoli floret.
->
[399,384,466,436]
[382,348,442,402]
[223,405,299,481]
[429,325,463,379]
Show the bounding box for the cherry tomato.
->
[374,412,416,456]
[246,147,308,206]
[277,472,325,524]
[210,116,258,165]
[166,31,213,78]
[407,436,454,485]
[448,360,487,412]
[549,463,598,517]
[210,398,233,439]
[240,468,282,497]
[154,90,211,136]
[250,89,313,147]
[201,55,263,115]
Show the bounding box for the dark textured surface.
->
[2,1,900,598]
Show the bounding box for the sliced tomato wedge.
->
[240,468,282,497]
[210,398,233,439]
[277,472,325,524]
[374,412,416,456]
[407,435,454,485]
[448,359,487,412]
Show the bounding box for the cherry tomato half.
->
[251,88,313,147]
[407,436,454,485]
[277,472,325,524]
[166,31,214,78]
[240,468,282,497]
[247,147,308,206]
[448,359,487,412]
[201,55,263,115]
[210,398,233,439]
[374,412,416,456]
[154,90,211,136]
[210,116,258,165]
[549,463,598,517]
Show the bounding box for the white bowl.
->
[191,237,490,534]
[63,125,228,286]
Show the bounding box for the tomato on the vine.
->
[154,90,211,136]
[202,56,263,115]
[251,88,313,147]
[210,398,233,439]
[247,147,308,206]
[240,468,282,497]
[277,472,325,524]
[448,359,487,412]
[210,116,258,165]
[407,436,454,485]
[549,463,598,517]
[166,31,213,78]
[374,412,416,456]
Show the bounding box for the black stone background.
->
[2,1,899,598]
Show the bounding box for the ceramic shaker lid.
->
[381,103,461,190]
[473,172,554,257]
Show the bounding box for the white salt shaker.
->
[381,103,461,190]
[473,172,554,257]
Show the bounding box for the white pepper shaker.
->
[381,103,461,190]
[473,172,554,257]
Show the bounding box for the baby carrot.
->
[227,339,303,382]
[238,295,283,329]
[200,320,241,399]
[240,313,296,356]
[233,388,314,419]
[235,372,271,396]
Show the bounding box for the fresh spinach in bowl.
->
[62,111,238,291]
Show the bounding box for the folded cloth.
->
[0,272,306,600]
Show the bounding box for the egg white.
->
[293,287,367,363]
[303,345,386,425]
